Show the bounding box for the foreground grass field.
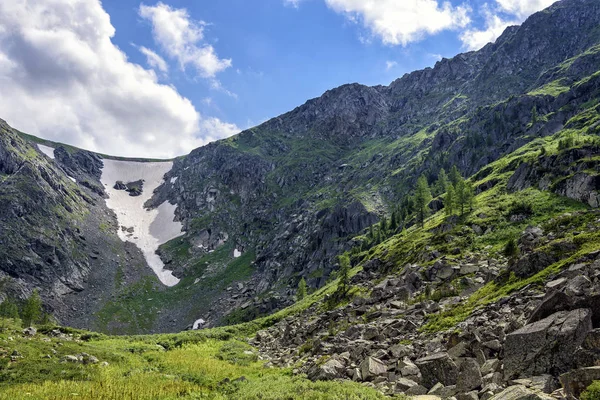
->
[0,320,391,400]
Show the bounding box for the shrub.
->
[582,381,600,400]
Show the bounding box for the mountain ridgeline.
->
[0,0,600,338]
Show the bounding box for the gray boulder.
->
[504,309,592,379]
[360,356,387,381]
[307,358,345,381]
[416,352,459,389]
[457,358,483,392]
[487,385,553,400]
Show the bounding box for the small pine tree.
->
[389,211,398,232]
[379,217,387,236]
[337,254,351,296]
[503,238,519,259]
[449,165,461,186]
[435,168,449,195]
[445,184,456,216]
[414,175,433,228]
[297,278,307,301]
[22,289,42,327]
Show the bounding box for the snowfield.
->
[37,144,56,159]
[100,159,183,286]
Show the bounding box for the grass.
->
[0,321,392,400]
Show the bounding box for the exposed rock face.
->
[504,309,592,379]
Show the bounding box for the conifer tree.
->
[449,165,461,186]
[297,277,307,301]
[22,289,42,327]
[445,184,456,216]
[435,168,449,195]
[414,175,432,228]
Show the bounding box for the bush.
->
[582,381,600,400]
[503,237,519,258]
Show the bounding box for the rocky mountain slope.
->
[0,0,599,339]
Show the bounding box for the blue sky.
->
[0,0,557,157]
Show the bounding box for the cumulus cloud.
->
[460,0,556,50]
[138,45,169,73]
[0,0,239,159]
[324,0,471,46]
[139,2,232,79]
[496,0,557,19]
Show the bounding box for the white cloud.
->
[460,9,518,51]
[324,0,471,46]
[138,45,168,73]
[385,61,398,71]
[460,0,556,50]
[495,0,556,19]
[139,2,232,79]
[0,0,239,159]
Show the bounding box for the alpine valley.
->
[2,0,600,398]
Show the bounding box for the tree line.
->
[0,289,47,327]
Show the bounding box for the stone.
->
[307,358,345,381]
[406,385,429,396]
[416,352,459,389]
[390,344,412,358]
[480,359,500,376]
[22,327,37,336]
[363,326,379,340]
[560,367,600,399]
[527,291,573,324]
[62,355,79,363]
[360,356,388,381]
[399,357,421,377]
[504,309,592,379]
[487,386,552,400]
[457,391,479,400]
[396,377,420,392]
[457,358,483,392]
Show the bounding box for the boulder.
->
[487,385,553,400]
[307,358,345,381]
[396,377,420,392]
[457,358,483,392]
[22,327,37,336]
[504,309,592,380]
[416,352,459,389]
[560,367,600,399]
[527,291,573,324]
[360,356,387,381]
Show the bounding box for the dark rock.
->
[504,309,592,379]
[416,352,459,388]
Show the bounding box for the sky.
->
[0,0,558,158]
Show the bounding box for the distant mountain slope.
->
[0,0,599,334]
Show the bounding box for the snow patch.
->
[100,159,182,286]
[37,144,55,159]
[192,318,205,330]
[233,249,242,258]
[68,176,76,183]
[170,177,178,184]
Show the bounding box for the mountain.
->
[0,0,599,339]
[2,0,600,398]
